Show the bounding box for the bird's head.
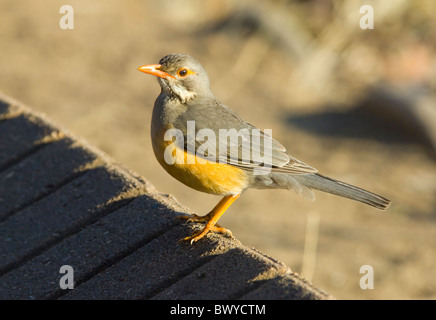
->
[138,54,213,103]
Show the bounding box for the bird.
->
[137,53,391,244]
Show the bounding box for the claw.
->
[177,194,240,245]
[180,225,233,244]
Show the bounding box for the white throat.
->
[159,78,196,103]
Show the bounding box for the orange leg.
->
[180,194,240,244]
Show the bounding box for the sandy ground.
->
[1,0,436,299]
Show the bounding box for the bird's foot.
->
[178,194,239,244]
[178,214,232,244]
[180,223,232,245]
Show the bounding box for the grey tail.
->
[298,173,391,210]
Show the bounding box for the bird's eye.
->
[178,68,188,77]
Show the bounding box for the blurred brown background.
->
[1,0,436,299]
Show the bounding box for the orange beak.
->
[137,64,175,79]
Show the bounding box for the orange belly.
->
[152,137,249,195]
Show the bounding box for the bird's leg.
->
[179,194,240,244]
[178,195,235,224]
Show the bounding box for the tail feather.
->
[296,173,391,210]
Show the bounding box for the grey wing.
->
[221,125,317,175]
[175,99,317,175]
